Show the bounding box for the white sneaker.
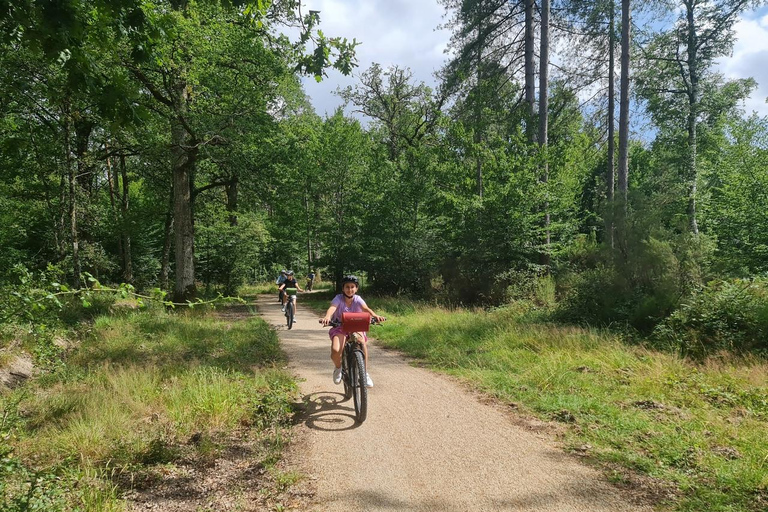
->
[281,306,285,312]
[333,367,342,385]
[366,373,373,388]
[293,318,297,323]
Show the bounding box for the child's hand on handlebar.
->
[319,316,331,326]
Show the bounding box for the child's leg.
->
[330,333,345,368]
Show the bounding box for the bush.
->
[653,278,768,357]
[553,234,710,332]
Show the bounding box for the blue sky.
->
[300,1,768,122]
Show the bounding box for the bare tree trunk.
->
[685,0,699,235]
[304,191,312,271]
[171,79,198,302]
[538,0,551,267]
[607,0,616,247]
[160,188,174,292]
[225,175,239,227]
[64,102,81,288]
[120,153,133,283]
[524,0,536,143]
[74,117,94,196]
[57,170,67,259]
[475,2,485,198]
[618,0,631,205]
[105,141,125,268]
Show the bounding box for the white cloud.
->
[299,0,450,117]
[716,8,768,117]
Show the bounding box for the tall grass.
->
[371,300,768,512]
[1,308,295,511]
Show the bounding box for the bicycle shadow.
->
[292,391,361,432]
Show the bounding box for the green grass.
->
[367,300,768,512]
[1,307,295,511]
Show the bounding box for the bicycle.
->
[284,287,297,329]
[325,313,382,424]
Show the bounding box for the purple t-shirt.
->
[330,294,367,322]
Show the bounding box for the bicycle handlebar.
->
[321,317,384,328]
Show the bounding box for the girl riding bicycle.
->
[320,275,385,387]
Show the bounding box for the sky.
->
[299,1,768,121]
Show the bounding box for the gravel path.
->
[257,294,656,512]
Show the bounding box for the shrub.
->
[653,278,768,357]
[553,234,708,332]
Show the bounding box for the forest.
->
[2,1,768,510]
[3,0,768,356]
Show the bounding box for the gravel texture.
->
[260,294,656,512]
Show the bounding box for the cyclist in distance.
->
[319,275,385,387]
[307,269,316,291]
[276,269,288,303]
[279,270,304,318]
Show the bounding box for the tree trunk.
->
[74,116,94,196]
[225,175,239,226]
[120,153,133,283]
[618,0,630,204]
[524,0,536,143]
[65,104,81,288]
[538,0,551,267]
[606,0,616,247]
[304,191,312,270]
[171,79,198,302]
[686,1,699,235]
[160,187,174,292]
[105,142,125,269]
[57,170,67,259]
[475,3,485,198]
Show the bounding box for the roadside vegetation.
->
[1,298,296,512]
[303,291,768,512]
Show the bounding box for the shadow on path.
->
[292,391,361,432]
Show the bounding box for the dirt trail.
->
[257,294,655,512]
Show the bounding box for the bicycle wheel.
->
[286,301,294,329]
[351,349,368,423]
[341,347,352,399]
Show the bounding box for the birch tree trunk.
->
[539,0,551,267]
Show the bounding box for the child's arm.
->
[320,304,338,326]
[362,303,386,323]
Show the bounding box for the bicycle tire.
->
[342,347,352,399]
[351,349,367,423]
[286,301,294,329]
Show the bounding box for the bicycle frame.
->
[341,331,368,423]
